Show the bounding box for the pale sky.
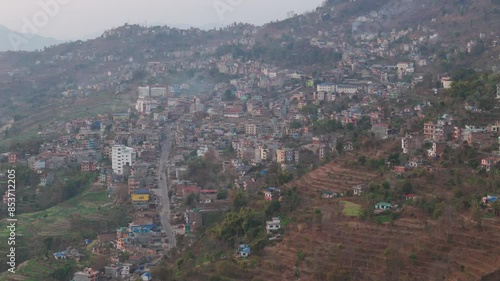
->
[0,0,325,40]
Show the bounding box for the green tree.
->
[217,189,228,200]
[223,89,235,101]
[491,201,500,216]
[281,187,300,212]
[265,200,281,216]
[232,192,248,211]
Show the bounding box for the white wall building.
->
[138,86,150,98]
[112,145,136,175]
[317,83,359,94]
[317,83,336,92]
[135,99,159,114]
[441,77,453,89]
[150,87,167,97]
[266,217,281,234]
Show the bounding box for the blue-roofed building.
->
[134,189,149,195]
[482,195,498,205]
[237,244,251,258]
[91,121,101,130]
[130,224,157,233]
[53,250,67,260]
[141,272,152,281]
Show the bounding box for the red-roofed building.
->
[405,194,418,200]
[199,189,217,194]
[182,186,200,199]
[223,106,244,118]
[482,157,500,172]
[393,166,406,174]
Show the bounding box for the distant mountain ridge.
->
[0,25,62,52]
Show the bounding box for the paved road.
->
[154,125,177,250]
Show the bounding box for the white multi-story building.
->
[112,145,136,175]
[266,217,281,234]
[317,82,336,92]
[316,83,359,94]
[138,86,150,98]
[135,98,159,114]
[255,146,269,161]
[336,84,359,94]
[150,87,167,97]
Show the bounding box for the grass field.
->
[341,201,361,217]
[0,190,114,279]
[0,259,77,281]
[0,190,110,239]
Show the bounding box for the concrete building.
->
[317,83,359,94]
[73,268,99,281]
[424,120,453,142]
[255,145,269,162]
[317,82,337,93]
[402,134,425,154]
[112,145,136,175]
[276,148,286,163]
[138,86,150,98]
[372,123,389,139]
[135,98,159,114]
[245,123,257,135]
[336,84,359,94]
[150,87,167,97]
[266,217,281,234]
[441,77,453,89]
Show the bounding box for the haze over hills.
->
[0,25,62,52]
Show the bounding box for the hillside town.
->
[0,0,500,280]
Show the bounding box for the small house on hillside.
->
[266,217,281,234]
[375,202,392,210]
[482,195,498,205]
[405,194,418,201]
[482,157,500,172]
[53,251,67,260]
[141,272,152,281]
[353,185,367,196]
[393,166,406,174]
[237,244,251,258]
[322,191,339,198]
[263,187,281,201]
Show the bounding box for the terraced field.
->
[258,163,500,281]
[256,209,500,281]
[287,161,379,197]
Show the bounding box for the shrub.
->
[409,252,417,264]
